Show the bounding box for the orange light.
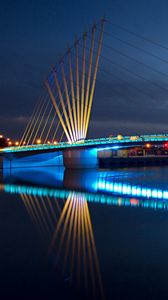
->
[146,143,151,148]
[130,198,139,206]
[117,134,123,140]
[15,141,19,146]
[53,141,57,145]
[130,136,139,141]
[8,141,12,146]
[36,139,41,144]
[0,135,3,138]
[47,141,50,144]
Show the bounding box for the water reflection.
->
[2,168,107,299]
[2,166,168,299]
[3,167,168,211]
[19,191,105,299]
[49,192,104,299]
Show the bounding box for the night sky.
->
[1,0,168,139]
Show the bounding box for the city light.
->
[146,143,151,148]
[117,134,123,140]
[36,139,42,144]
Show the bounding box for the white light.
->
[158,190,163,199]
[132,187,137,195]
[136,188,141,196]
[146,189,152,197]
[142,189,147,197]
[106,182,111,190]
[163,191,168,199]
[123,185,127,194]
[152,190,158,198]
[114,183,118,192]
[117,184,122,192]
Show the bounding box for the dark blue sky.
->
[1,0,168,139]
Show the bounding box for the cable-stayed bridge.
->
[2,18,168,168]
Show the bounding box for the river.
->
[0,166,168,299]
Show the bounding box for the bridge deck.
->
[1,134,168,154]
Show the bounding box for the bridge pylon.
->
[45,19,105,143]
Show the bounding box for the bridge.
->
[2,134,168,168]
[2,18,168,169]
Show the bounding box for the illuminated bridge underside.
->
[2,134,168,169]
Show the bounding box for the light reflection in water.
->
[3,182,168,211]
[3,167,168,202]
[2,167,168,298]
[18,189,105,299]
[49,192,104,299]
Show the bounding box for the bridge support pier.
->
[63,148,98,169]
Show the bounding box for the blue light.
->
[3,181,168,213]
[114,183,119,192]
[91,182,98,191]
[163,191,168,199]
[158,190,163,199]
[122,184,127,194]
[146,189,152,198]
[98,181,105,189]
[97,146,120,151]
[132,186,137,196]
[117,184,122,192]
[142,188,147,197]
[96,177,168,202]
[136,188,141,196]
[152,190,158,198]
[109,183,113,191]
[106,182,111,190]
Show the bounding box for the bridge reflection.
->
[1,167,168,298]
[3,167,168,209]
[18,191,105,299]
[2,168,107,299]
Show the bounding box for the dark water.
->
[1,166,168,299]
